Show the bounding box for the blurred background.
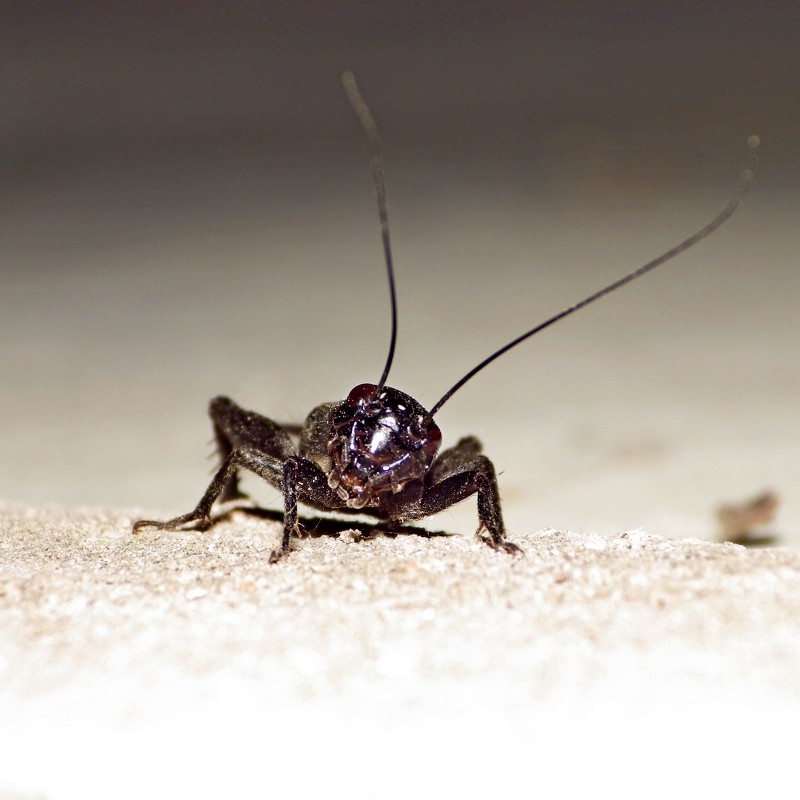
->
[2,2,798,544]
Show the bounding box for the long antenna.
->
[429,135,760,416]
[342,71,397,390]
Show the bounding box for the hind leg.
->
[132,444,285,534]
[133,445,338,562]
[209,395,296,501]
[133,395,295,532]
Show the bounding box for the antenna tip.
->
[747,134,761,151]
[342,71,356,88]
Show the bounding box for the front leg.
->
[402,451,522,556]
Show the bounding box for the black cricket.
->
[134,73,758,562]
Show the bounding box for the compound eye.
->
[420,421,442,456]
[345,383,378,407]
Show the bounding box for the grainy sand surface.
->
[2,502,799,798]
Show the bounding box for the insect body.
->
[134,73,758,562]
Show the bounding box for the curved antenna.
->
[342,71,398,390]
[430,135,760,416]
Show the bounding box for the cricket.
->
[134,72,759,562]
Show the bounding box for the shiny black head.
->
[326,383,442,509]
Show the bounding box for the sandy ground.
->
[2,502,800,799]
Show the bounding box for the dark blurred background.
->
[2,2,798,541]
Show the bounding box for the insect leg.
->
[273,457,299,563]
[416,451,522,556]
[212,421,243,502]
[133,443,344,561]
[210,396,295,501]
[428,436,483,482]
[132,446,285,534]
